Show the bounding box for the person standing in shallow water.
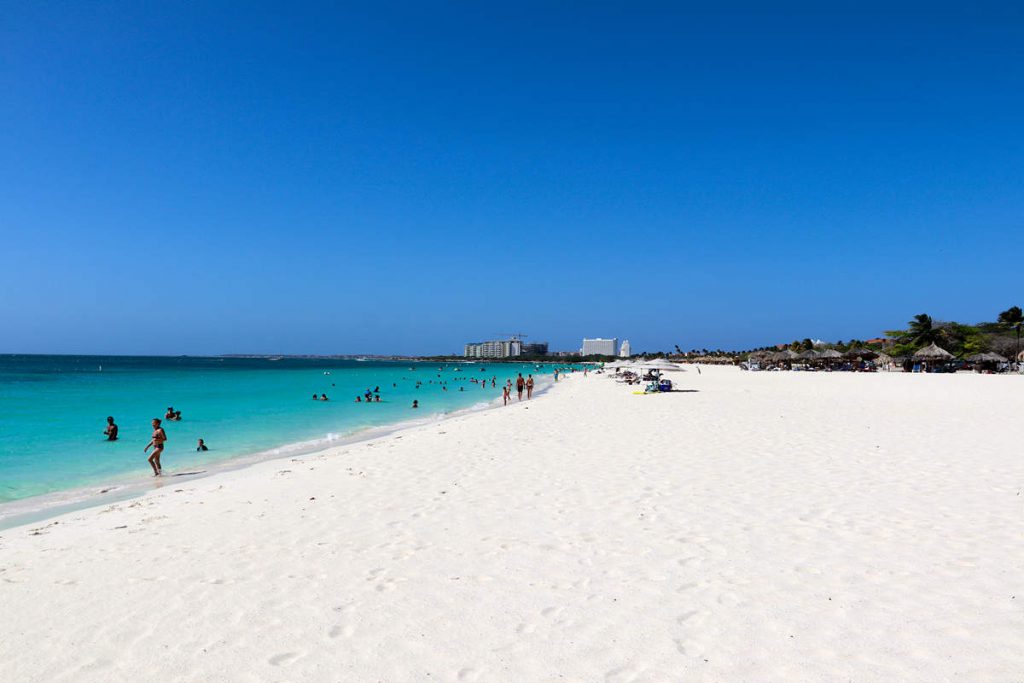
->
[104,416,118,441]
[144,418,167,476]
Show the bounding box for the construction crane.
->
[495,332,528,341]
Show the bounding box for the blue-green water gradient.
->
[0,355,560,505]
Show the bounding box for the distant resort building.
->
[581,338,618,356]
[521,342,549,356]
[464,339,548,358]
[464,339,522,358]
[619,340,631,357]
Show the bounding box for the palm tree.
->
[906,313,939,346]
[998,306,1023,364]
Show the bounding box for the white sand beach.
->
[1,366,1022,682]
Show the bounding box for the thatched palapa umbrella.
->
[913,343,954,361]
[818,349,843,360]
[844,347,877,359]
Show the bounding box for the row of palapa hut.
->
[744,343,1017,373]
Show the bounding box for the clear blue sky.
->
[1,2,1021,355]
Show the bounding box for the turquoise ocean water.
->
[0,355,559,519]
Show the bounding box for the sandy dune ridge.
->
[1,366,1022,682]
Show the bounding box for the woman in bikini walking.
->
[144,418,167,476]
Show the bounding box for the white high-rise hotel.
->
[619,340,631,357]
[581,338,618,356]
[464,339,522,358]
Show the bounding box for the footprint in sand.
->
[328,624,355,639]
[676,610,701,625]
[717,591,740,606]
[674,638,704,657]
[604,665,641,682]
[268,652,300,666]
[375,578,400,592]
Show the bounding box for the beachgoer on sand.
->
[144,418,167,476]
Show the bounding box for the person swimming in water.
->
[144,418,167,476]
[412,400,419,409]
[104,416,118,441]
[196,438,208,451]
[320,393,329,401]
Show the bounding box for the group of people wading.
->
[102,415,206,477]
